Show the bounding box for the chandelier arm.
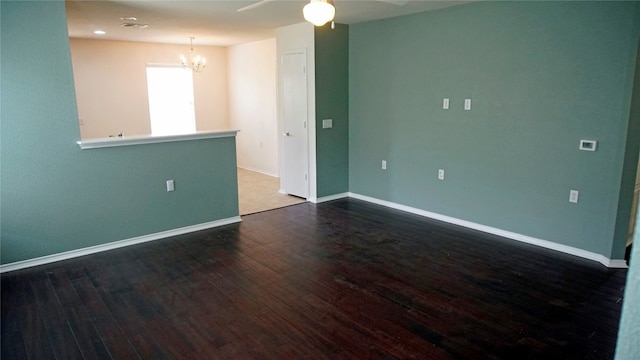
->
[180,37,206,73]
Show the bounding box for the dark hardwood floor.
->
[1,199,628,359]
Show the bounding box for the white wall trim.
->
[311,192,350,204]
[348,192,628,269]
[0,216,242,273]
[4,194,627,272]
[606,259,630,268]
[237,165,279,178]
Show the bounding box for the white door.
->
[281,52,309,198]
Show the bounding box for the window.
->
[146,66,196,136]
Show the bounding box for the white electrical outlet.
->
[166,180,175,192]
[579,140,597,151]
[569,190,579,203]
[438,169,445,180]
[381,160,387,170]
[322,119,333,129]
[443,98,450,110]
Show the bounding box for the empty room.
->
[2,0,639,359]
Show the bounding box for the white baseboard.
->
[237,165,278,178]
[3,195,628,272]
[605,259,629,268]
[0,216,242,274]
[311,192,349,204]
[348,192,628,269]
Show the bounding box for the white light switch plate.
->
[166,180,175,192]
[569,190,579,203]
[464,99,472,110]
[322,119,333,129]
[443,98,450,110]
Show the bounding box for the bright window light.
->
[146,66,196,136]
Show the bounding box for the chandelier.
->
[303,0,335,27]
[180,37,206,72]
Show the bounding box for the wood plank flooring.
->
[1,199,628,359]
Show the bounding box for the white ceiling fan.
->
[237,0,409,26]
[237,0,277,13]
[237,0,409,12]
[238,0,409,29]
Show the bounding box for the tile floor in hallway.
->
[237,168,306,215]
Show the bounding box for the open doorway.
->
[229,39,307,215]
[237,168,305,215]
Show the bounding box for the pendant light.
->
[303,0,335,27]
[180,37,206,72]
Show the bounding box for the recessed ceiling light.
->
[94,30,106,35]
[120,16,137,21]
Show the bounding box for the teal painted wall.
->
[349,1,639,259]
[613,6,640,260]
[0,1,239,265]
[615,4,640,358]
[315,23,349,198]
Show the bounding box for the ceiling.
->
[66,0,471,47]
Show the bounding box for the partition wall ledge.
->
[76,130,239,149]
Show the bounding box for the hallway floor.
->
[237,168,306,215]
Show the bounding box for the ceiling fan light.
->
[303,0,335,26]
